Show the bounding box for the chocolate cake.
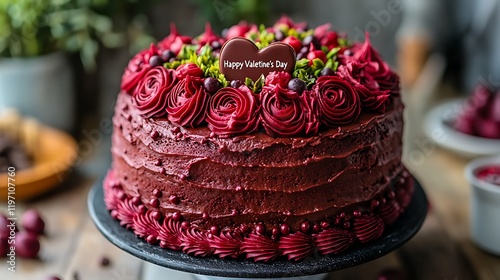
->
[104,17,413,262]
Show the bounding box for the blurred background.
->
[0,0,499,279]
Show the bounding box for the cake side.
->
[112,92,404,231]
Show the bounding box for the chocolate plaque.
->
[219,37,296,82]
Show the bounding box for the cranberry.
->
[307,50,327,65]
[282,36,302,53]
[15,231,40,258]
[280,224,290,235]
[21,209,45,235]
[300,221,310,233]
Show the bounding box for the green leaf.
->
[312,58,324,69]
[326,47,341,59]
[245,77,254,87]
[295,58,309,69]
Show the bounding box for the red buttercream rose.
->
[121,44,160,94]
[133,66,177,118]
[302,90,321,135]
[166,75,209,127]
[260,85,308,137]
[265,71,292,88]
[175,63,204,80]
[351,33,399,94]
[206,85,260,136]
[314,76,361,126]
[337,62,390,113]
[158,23,192,52]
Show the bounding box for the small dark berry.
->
[302,35,320,50]
[255,224,266,235]
[204,77,220,94]
[211,41,222,50]
[149,198,159,208]
[288,78,306,94]
[152,211,162,220]
[210,226,220,235]
[274,30,285,41]
[320,67,335,77]
[271,227,280,236]
[353,210,362,217]
[169,195,180,205]
[148,55,163,67]
[152,189,162,198]
[230,79,243,88]
[100,256,111,267]
[300,221,310,233]
[181,221,190,229]
[343,49,353,57]
[320,221,330,229]
[150,130,160,139]
[202,212,210,220]
[280,224,290,235]
[313,224,321,233]
[131,196,141,206]
[240,224,250,233]
[161,50,175,61]
[172,212,182,221]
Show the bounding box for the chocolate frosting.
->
[110,92,404,231]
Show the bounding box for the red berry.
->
[300,222,310,233]
[282,36,302,53]
[15,231,40,258]
[21,209,45,235]
[307,50,327,65]
[280,224,290,235]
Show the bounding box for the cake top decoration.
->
[120,16,400,138]
[219,37,296,82]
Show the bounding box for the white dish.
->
[465,156,500,255]
[423,99,500,158]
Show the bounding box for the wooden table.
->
[1,104,499,280]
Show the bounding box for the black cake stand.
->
[88,176,428,279]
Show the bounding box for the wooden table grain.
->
[1,98,499,280]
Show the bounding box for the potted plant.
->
[0,0,154,131]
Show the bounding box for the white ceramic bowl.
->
[424,99,500,158]
[465,155,500,255]
[194,274,328,280]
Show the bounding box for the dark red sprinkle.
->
[175,132,183,139]
[169,195,180,205]
[150,131,160,139]
[312,224,321,233]
[150,198,160,208]
[300,222,310,233]
[235,186,242,191]
[138,205,147,214]
[339,212,346,219]
[210,226,220,235]
[209,132,216,138]
[271,228,279,236]
[280,224,290,235]
[353,210,362,217]
[320,221,330,229]
[202,213,209,220]
[371,200,380,208]
[231,209,238,216]
[335,217,341,225]
[255,224,266,235]
[146,235,157,244]
[131,196,141,206]
[151,211,162,220]
[152,189,162,198]
[126,115,132,121]
[100,256,111,267]
[154,159,162,166]
[172,212,182,221]
[240,224,250,233]
[181,221,190,229]
[172,126,180,133]
[343,221,351,229]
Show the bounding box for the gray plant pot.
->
[0,52,75,131]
